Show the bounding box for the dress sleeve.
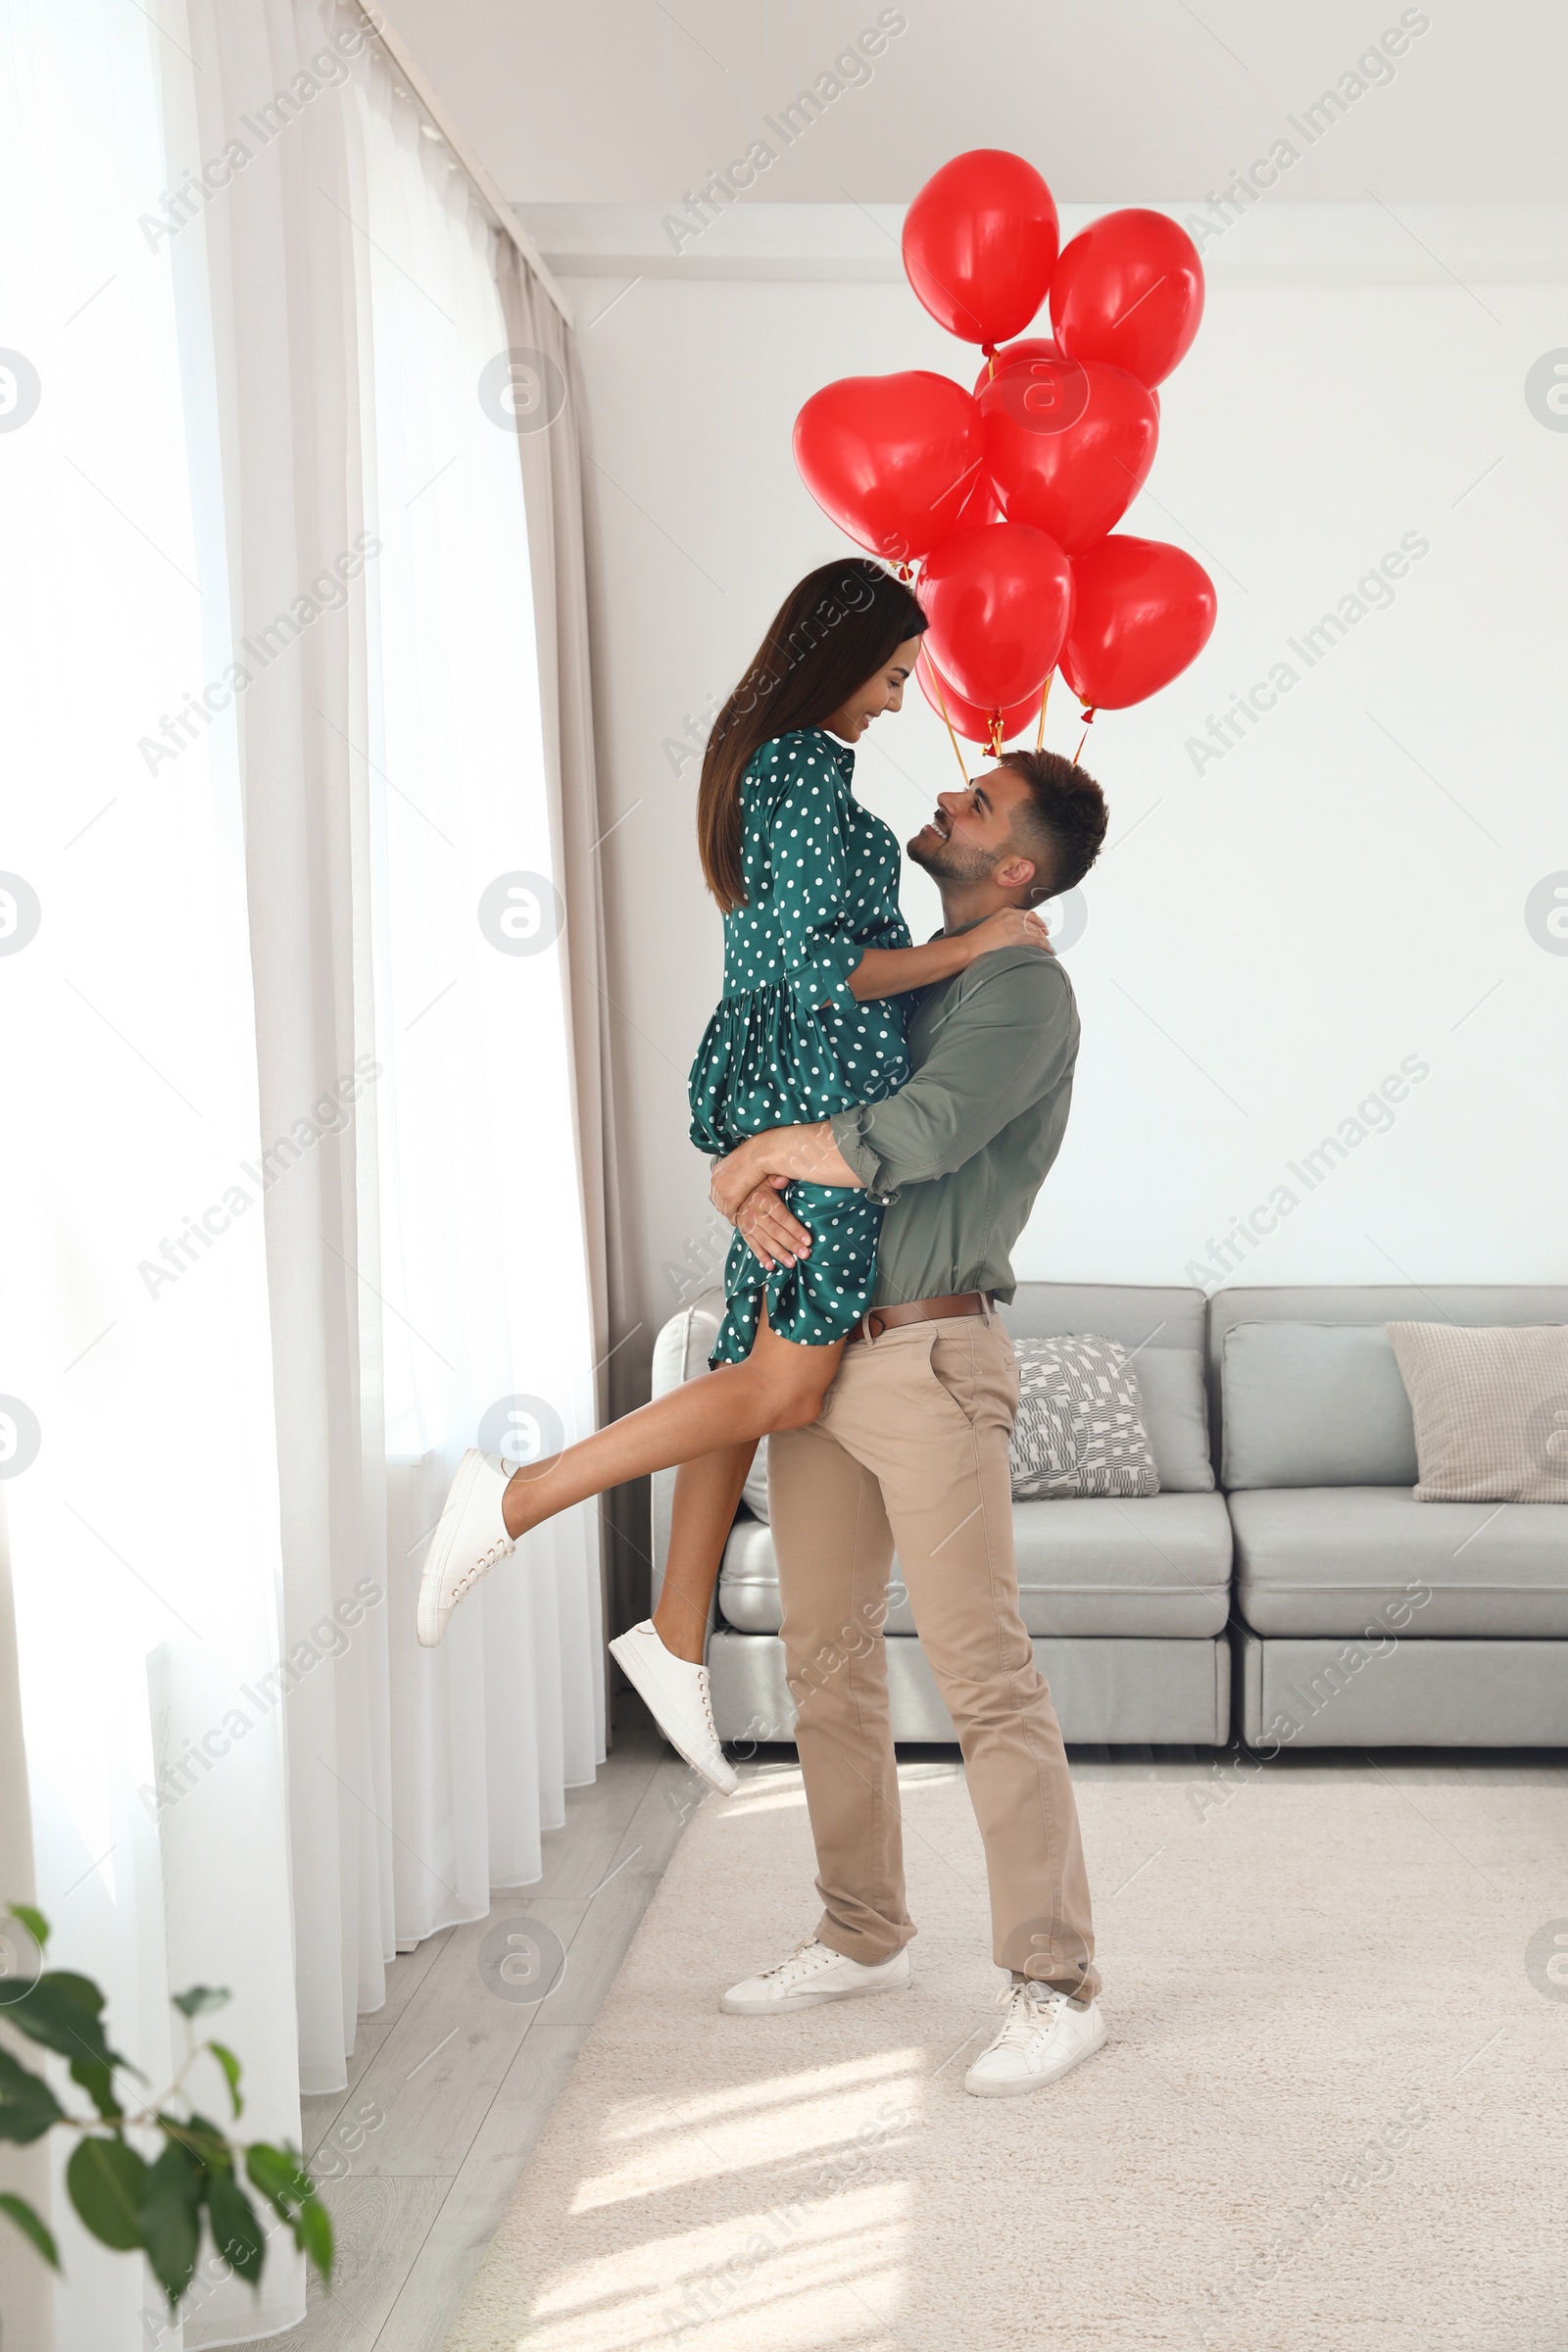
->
[760,741,863,1015]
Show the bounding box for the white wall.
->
[550,203,1567,1396]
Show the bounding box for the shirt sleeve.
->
[761,741,863,1015]
[828,952,1076,1204]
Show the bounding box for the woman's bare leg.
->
[652,1444,758,1664]
[503,1318,845,1542]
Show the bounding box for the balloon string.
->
[927,665,971,785]
[988,710,1003,759]
[1073,707,1097,762]
[1035,670,1054,751]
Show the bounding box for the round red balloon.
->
[793,372,984,564]
[918,520,1073,710]
[1051,210,1204,388]
[915,646,1045,747]
[1059,535,1216,710]
[981,359,1158,556]
[903,150,1059,347]
[971,335,1060,395]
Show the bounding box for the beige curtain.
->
[493,247,643,1642]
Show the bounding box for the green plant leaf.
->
[67,2135,150,2252]
[6,1904,49,1952]
[8,1971,122,2073]
[170,1984,230,2020]
[292,2191,334,2281]
[69,2055,123,2123]
[206,2169,266,2284]
[172,2110,231,2173]
[0,2044,65,2145]
[206,2040,243,2121]
[0,2189,59,2270]
[245,2140,312,2219]
[138,2140,203,2306]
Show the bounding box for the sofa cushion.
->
[1133,1348,1214,1493]
[1221,1323,1418,1489]
[1230,1485,1568,1638]
[717,1493,1232,1639]
[1386,1320,1568,1503]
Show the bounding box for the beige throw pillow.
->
[1385,1321,1568,1502]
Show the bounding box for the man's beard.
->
[906,828,1001,886]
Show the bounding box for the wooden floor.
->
[272,1693,701,2352]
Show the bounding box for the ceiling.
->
[388,0,1568,208]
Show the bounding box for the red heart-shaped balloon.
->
[1051,210,1204,389]
[918,520,1074,710]
[950,470,1003,532]
[981,359,1159,556]
[915,645,1046,747]
[1059,535,1217,710]
[903,150,1059,346]
[793,371,984,564]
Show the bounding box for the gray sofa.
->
[648,1282,1568,1750]
[1213,1285,1568,1747]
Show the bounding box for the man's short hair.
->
[996,747,1109,906]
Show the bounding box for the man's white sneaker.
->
[721,1937,910,2016]
[963,1983,1107,2097]
[608,1620,738,1795]
[416,1449,514,1647]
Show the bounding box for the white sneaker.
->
[721,1937,910,2016]
[608,1620,737,1795]
[416,1449,514,1647]
[963,1983,1107,2097]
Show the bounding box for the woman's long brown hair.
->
[697,559,928,911]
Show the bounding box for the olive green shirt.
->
[828,935,1079,1308]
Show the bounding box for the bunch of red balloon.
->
[793,150,1217,756]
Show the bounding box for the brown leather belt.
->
[845,1290,992,1344]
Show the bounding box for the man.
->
[708,745,1110,2100]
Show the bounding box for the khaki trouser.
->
[768,1309,1100,2003]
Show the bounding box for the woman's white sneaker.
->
[416,1449,514,1647]
[608,1620,738,1794]
[963,1983,1107,2097]
[721,1937,910,2015]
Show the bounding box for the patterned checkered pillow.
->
[1009,1334,1160,1499]
[1386,1321,1568,1502]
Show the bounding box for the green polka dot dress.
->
[688,728,912,1367]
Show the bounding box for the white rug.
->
[445,1752,1568,2352]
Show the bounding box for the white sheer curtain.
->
[349,51,605,1953]
[1,4,305,2345]
[3,2,606,2342]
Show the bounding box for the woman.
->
[416,559,1049,1789]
